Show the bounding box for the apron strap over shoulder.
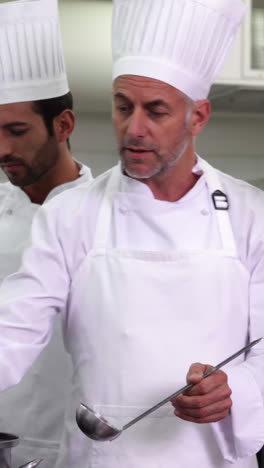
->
[199,159,237,253]
[92,165,121,250]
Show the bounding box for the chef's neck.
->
[22,148,80,205]
[128,151,200,202]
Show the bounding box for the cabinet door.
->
[244,0,264,80]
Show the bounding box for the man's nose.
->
[0,134,12,158]
[126,109,147,138]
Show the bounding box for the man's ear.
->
[53,109,75,143]
[190,100,211,136]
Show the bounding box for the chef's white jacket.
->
[0,157,263,466]
[0,163,92,467]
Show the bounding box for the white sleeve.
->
[211,248,264,462]
[0,202,70,391]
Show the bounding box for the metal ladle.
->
[76,338,263,442]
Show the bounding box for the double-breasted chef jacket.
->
[0,163,92,467]
[0,156,263,468]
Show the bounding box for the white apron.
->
[57,161,256,468]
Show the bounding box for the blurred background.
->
[1,0,264,186]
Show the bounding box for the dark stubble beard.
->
[2,137,60,187]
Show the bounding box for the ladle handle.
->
[18,458,44,468]
[123,338,263,431]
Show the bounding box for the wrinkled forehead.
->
[113,75,189,103]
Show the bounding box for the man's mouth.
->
[125,147,152,154]
[0,162,23,170]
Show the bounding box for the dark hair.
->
[33,91,73,149]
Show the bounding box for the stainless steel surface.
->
[0,433,19,450]
[0,433,19,468]
[76,338,263,442]
[0,433,43,468]
[18,458,43,468]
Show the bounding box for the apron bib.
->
[56,162,255,468]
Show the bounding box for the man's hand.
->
[171,363,232,424]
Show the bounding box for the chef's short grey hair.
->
[183,94,194,127]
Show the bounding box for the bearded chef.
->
[0,0,263,467]
[0,0,92,466]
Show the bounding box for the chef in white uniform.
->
[0,0,92,466]
[0,0,264,467]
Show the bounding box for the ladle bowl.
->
[76,338,263,442]
[76,405,121,441]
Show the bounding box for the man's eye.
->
[150,110,167,117]
[116,105,130,113]
[9,129,28,136]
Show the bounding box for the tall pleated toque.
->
[112,0,247,100]
[0,0,69,104]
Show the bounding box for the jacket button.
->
[201,209,209,216]
[119,205,129,214]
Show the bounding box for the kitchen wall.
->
[1,0,263,189]
[56,0,264,189]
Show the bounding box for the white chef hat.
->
[0,0,69,104]
[112,0,246,101]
